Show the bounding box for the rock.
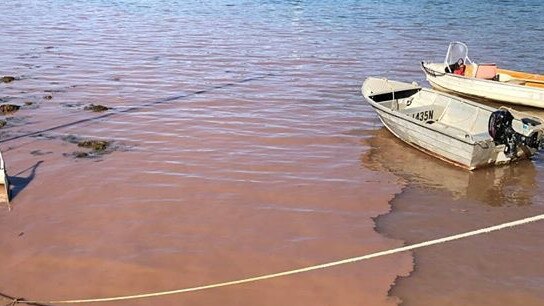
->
[0,104,20,114]
[84,104,110,112]
[77,140,110,152]
[43,95,53,100]
[1,76,15,83]
[24,101,33,106]
[0,120,6,128]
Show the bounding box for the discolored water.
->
[0,0,543,305]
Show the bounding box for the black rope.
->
[421,62,447,77]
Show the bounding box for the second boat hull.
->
[422,62,544,108]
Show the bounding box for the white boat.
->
[0,151,10,210]
[362,77,544,170]
[421,42,544,108]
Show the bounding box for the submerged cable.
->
[0,73,274,145]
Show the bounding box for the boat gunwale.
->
[379,122,475,170]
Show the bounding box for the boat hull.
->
[422,62,544,108]
[371,105,507,170]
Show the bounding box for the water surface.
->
[0,0,543,305]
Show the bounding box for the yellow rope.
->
[16,213,544,305]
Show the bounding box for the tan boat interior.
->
[371,89,491,141]
[462,63,544,88]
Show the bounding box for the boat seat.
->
[431,121,472,140]
[429,121,490,143]
[464,63,477,78]
[475,63,497,80]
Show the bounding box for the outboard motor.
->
[488,109,544,157]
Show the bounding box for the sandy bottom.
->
[0,95,412,306]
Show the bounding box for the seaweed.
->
[1,76,16,83]
[84,104,110,112]
[62,136,113,159]
[0,104,20,115]
[77,140,110,152]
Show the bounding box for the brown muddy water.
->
[1,1,544,305]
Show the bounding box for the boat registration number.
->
[412,110,434,121]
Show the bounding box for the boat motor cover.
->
[488,109,514,144]
[489,109,544,156]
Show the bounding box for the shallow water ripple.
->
[0,0,543,305]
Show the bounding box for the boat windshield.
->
[444,42,471,72]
